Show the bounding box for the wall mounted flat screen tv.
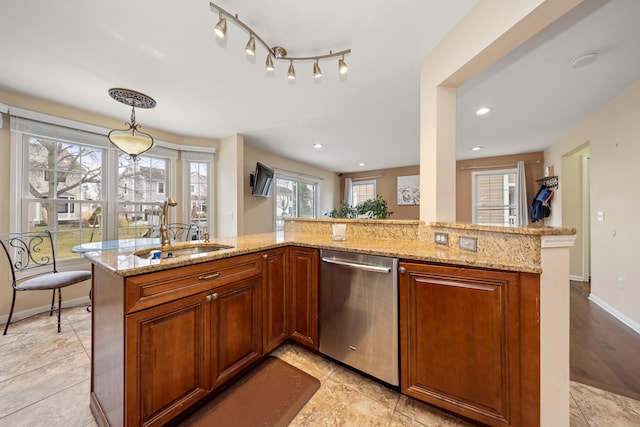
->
[250,162,274,197]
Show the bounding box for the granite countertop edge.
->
[84,231,546,277]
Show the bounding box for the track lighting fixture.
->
[213,13,226,38]
[107,88,156,161]
[209,2,351,81]
[313,61,322,79]
[245,34,255,56]
[288,61,295,80]
[339,56,348,75]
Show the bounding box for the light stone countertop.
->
[83,222,575,277]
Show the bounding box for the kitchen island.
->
[85,219,575,427]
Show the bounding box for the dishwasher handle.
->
[321,257,392,273]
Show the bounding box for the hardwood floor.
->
[570,281,640,401]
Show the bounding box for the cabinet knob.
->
[399,266,406,274]
[263,254,268,260]
[205,293,218,302]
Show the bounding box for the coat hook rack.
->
[536,175,559,189]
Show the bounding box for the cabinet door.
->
[400,262,520,427]
[209,276,263,388]
[287,246,319,349]
[262,248,288,354]
[125,292,209,427]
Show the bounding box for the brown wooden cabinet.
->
[125,291,210,426]
[399,262,525,427]
[287,246,319,349]
[262,248,288,354]
[91,253,264,427]
[209,276,263,388]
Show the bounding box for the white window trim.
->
[273,170,321,227]
[181,150,215,238]
[350,179,376,206]
[471,168,518,226]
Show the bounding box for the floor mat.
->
[176,356,320,427]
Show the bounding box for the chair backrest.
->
[0,230,57,288]
[167,223,200,242]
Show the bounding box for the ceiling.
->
[0,0,639,173]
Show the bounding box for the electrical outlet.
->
[617,277,624,290]
[434,232,449,245]
[459,236,477,252]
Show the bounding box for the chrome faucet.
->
[159,197,178,246]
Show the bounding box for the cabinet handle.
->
[263,254,268,259]
[398,266,406,274]
[199,272,221,281]
[205,293,219,302]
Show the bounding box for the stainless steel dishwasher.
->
[319,249,399,386]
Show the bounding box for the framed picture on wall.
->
[397,175,420,205]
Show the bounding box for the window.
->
[116,155,170,239]
[10,113,211,261]
[351,180,376,206]
[15,119,106,260]
[274,173,319,232]
[472,169,518,226]
[184,159,211,236]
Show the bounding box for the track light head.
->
[313,61,322,79]
[287,61,295,80]
[214,15,227,38]
[339,56,348,75]
[265,55,274,71]
[245,35,256,56]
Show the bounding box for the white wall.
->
[546,78,640,330]
[243,145,340,234]
[215,134,243,237]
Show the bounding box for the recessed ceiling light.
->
[476,107,491,116]
[471,146,482,151]
[359,162,365,167]
[313,143,322,149]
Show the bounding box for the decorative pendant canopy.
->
[107,88,157,161]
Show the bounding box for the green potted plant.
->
[325,195,393,219]
[356,195,393,219]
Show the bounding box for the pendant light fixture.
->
[107,88,156,161]
[209,2,351,80]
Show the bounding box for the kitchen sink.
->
[135,243,235,259]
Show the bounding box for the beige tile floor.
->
[1,306,640,427]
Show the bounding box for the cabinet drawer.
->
[125,253,263,313]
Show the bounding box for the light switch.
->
[597,211,604,222]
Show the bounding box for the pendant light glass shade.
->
[214,15,227,38]
[108,130,154,159]
[288,61,295,80]
[313,61,322,78]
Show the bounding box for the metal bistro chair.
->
[0,230,91,335]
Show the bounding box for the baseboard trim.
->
[588,294,640,336]
[569,274,586,282]
[0,295,90,325]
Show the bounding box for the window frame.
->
[273,171,320,232]
[350,180,376,206]
[471,168,518,226]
